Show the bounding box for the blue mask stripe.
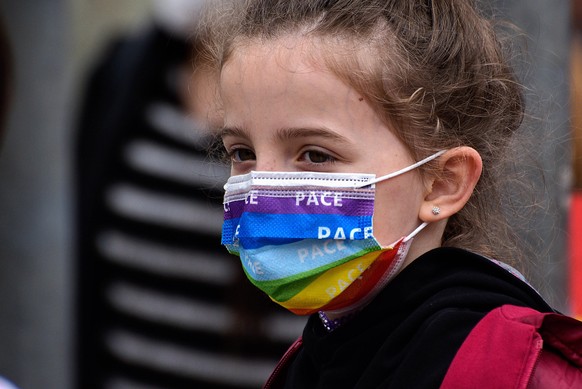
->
[222,212,373,246]
[229,238,381,282]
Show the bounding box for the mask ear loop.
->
[403,221,429,242]
[353,150,447,188]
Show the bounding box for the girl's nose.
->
[255,158,282,172]
[255,153,291,172]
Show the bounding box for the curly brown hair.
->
[196,0,529,265]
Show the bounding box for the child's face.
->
[219,38,428,248]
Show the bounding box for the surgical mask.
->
[221,151,445,315]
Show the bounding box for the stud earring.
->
[432,206,441,216]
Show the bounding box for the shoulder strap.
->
[441,305,582,388]
[263,337,303,389]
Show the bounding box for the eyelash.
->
[227,147,255,163]
[300,149,337,166]
[223,146,338,169]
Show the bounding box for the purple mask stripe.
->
[224,195,374,220]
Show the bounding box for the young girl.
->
[196,0,582,387]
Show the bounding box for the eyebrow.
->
[220,125,351,145]
[275,127,351,144]
[220,126,249,139]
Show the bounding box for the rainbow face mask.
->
[221,151,445,315]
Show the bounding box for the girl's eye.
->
[302,150,335,164]
[230,148,256,163]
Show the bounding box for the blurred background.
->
[0,0,578,388]
[0,2,153,389]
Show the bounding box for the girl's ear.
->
[419,147,482,222]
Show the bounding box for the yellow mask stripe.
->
[276,250,384,311]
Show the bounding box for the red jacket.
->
[441,305,582,388]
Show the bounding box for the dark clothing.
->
[277,247,554,389]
